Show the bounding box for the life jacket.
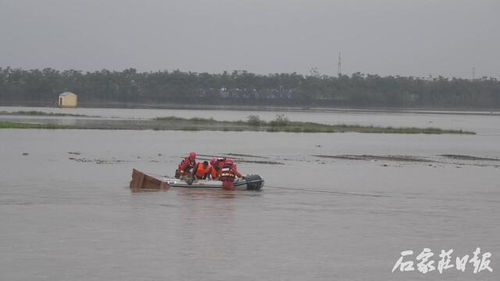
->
[219,163,241,181]
[195,162,211,178]
[210,166,221,179]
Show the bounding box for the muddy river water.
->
[1,107,499,281]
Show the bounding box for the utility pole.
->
[337,52,342,77]
[310,67,320,77]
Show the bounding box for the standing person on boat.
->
[193,160,211,180]
[219,158,245,190]
[175,152,197,178]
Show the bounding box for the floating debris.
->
[69,157,128,164]
[440,154,500,161]
[225,153,269,159]
[313,154,431,162]
[226,159,284,165]
[69,157,92,163]
[194,153,282,165]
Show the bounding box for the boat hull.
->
[130,169,264,191]
[130,169,170,191]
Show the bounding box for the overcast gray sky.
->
[1,0,499,78]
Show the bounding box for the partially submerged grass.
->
[155,115,474,134]
[314,154,432,162]
[0,110,95,117]
[440,154,499,161]
[0,121,68,129]
[0,114,475,134]
[314,153,500,168]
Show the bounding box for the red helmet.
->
[225,158,234,166]
[210,158,217,166]
[189,152,196,160]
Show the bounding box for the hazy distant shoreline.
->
[1,102,499,116]
[2,68,499,110]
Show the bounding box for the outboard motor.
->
[244,174,264,190]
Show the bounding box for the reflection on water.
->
[176,188,243,199]
[1,118,499,280]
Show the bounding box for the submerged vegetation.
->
[0,114,475,134]
[154,115,474,134]
[0,121,67,129]
[440,154,500,161]
[0,111,93,117]
[314,154,432,162]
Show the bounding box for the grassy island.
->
[153,115,474,134]
[0,114,475,134]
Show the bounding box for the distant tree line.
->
[0,67,499,108]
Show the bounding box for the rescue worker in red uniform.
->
[175,152,196,178]
[194,160,211,180]
[209,157,225,180]
[219,158,245,190]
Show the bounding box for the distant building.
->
[58,92,78,108]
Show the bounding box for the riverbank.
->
[0,110,96,117]
[1,103,499,116]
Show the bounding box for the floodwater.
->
[1,107,499,281]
